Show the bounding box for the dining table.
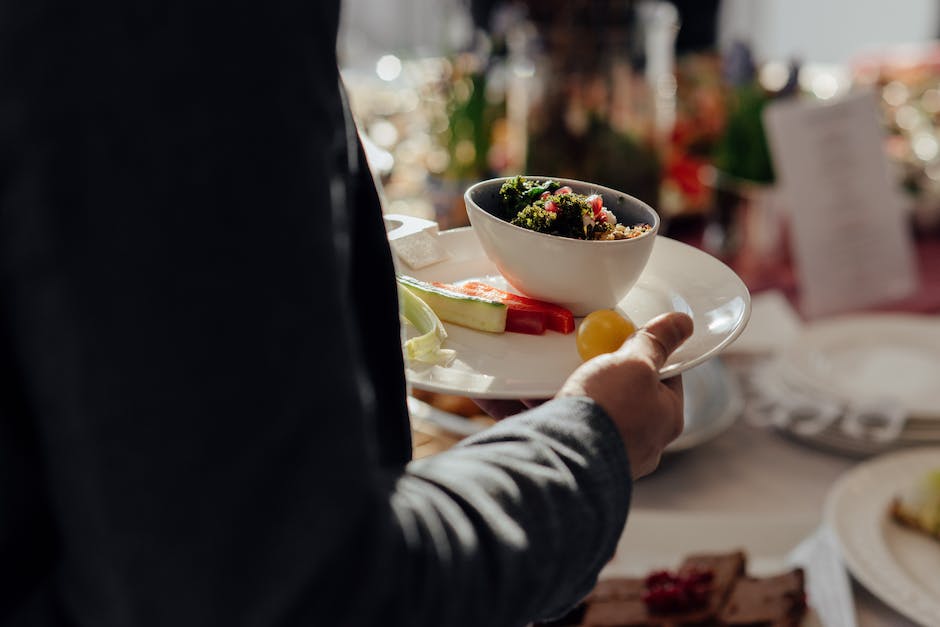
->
[625,217,940,627]
[631,375,922,627]
[405,218,940,627]
[629,224,940,627]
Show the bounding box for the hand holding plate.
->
[558,312,693,479]
[471,398,546,420]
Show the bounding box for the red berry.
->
[642,567,714,614]
[645,571,676,587]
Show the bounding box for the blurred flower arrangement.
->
[711,42,783,188]
[658,51,726,217]
[423,42,511,228]
[654,39,792,277]
[432,51,505,181]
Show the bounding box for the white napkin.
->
[725,290,803,356]
[788,525,858,627]
[743,355,911,457]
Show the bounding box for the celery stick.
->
[398,283,456,366]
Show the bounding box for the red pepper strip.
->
[504,309,546,335]
[431,280,547,335]
[449,281,576,335]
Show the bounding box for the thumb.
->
[619,312,694,371]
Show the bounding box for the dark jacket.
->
[0,2,631,625]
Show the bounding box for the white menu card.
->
[763,89,918,317]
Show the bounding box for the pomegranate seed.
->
[586,194,604,217]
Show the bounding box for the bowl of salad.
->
[465,175,659,315]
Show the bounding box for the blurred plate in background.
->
[779,314,940,420]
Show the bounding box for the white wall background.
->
[338,0,473,70]
[718,0,938,65]
[340,0,939,68]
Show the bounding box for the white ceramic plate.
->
[601,511,823,626]
[824,447,940,627]
[669,358,743,453]
[404,228,751,399]
[406,358,742,454]
[779,315,940,420]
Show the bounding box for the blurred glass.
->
[339,0,482,226]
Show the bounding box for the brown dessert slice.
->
[579,552,745,627]
[717,568,807,627]
[580,599,655,626]
[579,578,652,626]
[581,597,719,626]
[587,578,647,603]
[545,551,811,627]
[673,551,747,622]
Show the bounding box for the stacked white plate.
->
[409,357,742,455]
[747,314,940,457]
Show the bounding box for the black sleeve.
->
[0,2,633,625]
[393,399,631,624]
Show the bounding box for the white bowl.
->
[465,176,660,315]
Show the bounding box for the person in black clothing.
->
[0,1,691,625]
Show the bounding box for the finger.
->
[472,398,528,420]
[662,376,685,440]
[662,374,683,397]
[636,451,663,479]
[521,399,548,409]
[620,312,693,370]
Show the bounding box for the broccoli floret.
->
[497,176,562,220]
[586,221,615,239]
[510,204,557,232]
[539,179,562,195]
[543,193,592,239]
[509,192,594,239]
[498,176,530,220]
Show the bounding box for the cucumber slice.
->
[397,275,507,333]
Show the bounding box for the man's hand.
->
[558,312,693,479]
[472,398,543,420]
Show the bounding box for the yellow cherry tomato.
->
[576,309,636,361]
